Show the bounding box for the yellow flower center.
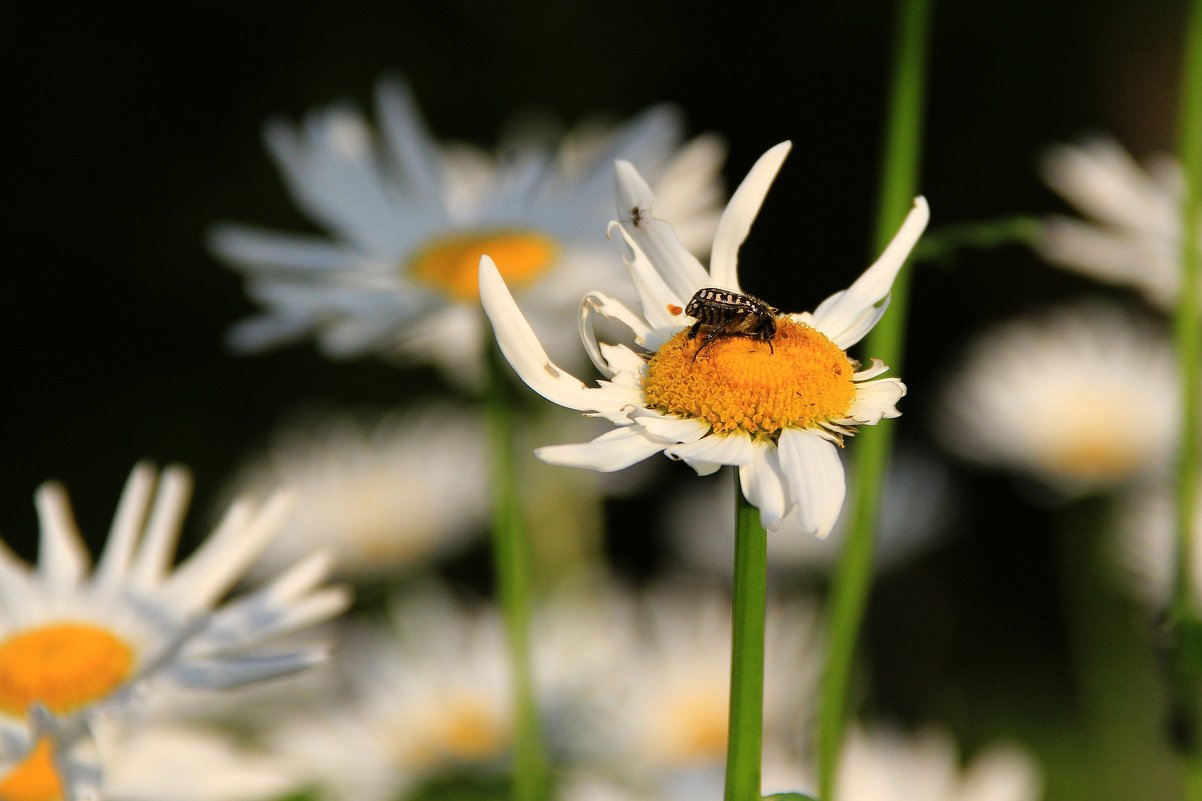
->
[643,318,857,436]
[653,686,729,763]
[399,695,508,768]
[0,739,63,801]
[0,623,135,716]
[408,229,558,302]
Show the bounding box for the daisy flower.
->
[222,404,488,582]
[0,463,351,798]
[270,590,516,801]
[803,726,1041,801]
[481,141,929,533]
[211,77,725,383]
[937,301,1178,496]
[578,585,820,790]
[1040,137,1202,310]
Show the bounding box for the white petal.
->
[609,222,689,334]
[161,493,293,611]
[170,650,328,690]
[844,377,906,424]
[94,462,157,593]
[811,197,930,349]
[665,429,758,471]
[739,444,788,530]
[579,291,651,376]
[479,256,640,416]
[375,76,443,197]
[776,429,846,538]
[613,161,710,301]
[852,357,891,380]
[209,225,368,272]
[127,467,193,589]
[536,427,667,472]
[708,142,792,291]
[632,413,710,443]
[33,483,89,591]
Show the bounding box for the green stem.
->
[817,0,931,798]
[485,336,549,801]
[1172,0,1202,794]
[725,472,769,801]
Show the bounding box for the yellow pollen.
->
[0,623,135,716]
[0,739,64,801]
[408,229,558,302]
[643,318,857,436]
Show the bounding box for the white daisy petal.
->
[94,462,156,593]
[375,77,444,198]
[480,256,639,415]
[844,377,906,424]
[609,222,688,334]
[665,430,758,471]
[708,141,792,291]
[210,226,369,272]
[162,492,293,612]
[580,291,652,375]
[739,445,789,530]
[777,429,846,538]
[811,196,930,349]
[613,160,710,300]
[632,413,710,443]
[33,484,89,591]
[127,466,193,589]
[536,427,668,472]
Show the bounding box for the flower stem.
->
[485,335,549,801]
[1171,0,1202,794]
[816,0,931,798]
[725,471,769,801]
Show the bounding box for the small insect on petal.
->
[667,304,683,316]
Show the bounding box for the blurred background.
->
[3,1,1195,798]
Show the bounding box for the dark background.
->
[3,1,1192,796]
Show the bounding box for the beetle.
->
[684,287,780,360]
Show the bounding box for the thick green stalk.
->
[725,472,769,801]
[1172,1,1202,794]
[485,337,549,801]
[816,0,931,798]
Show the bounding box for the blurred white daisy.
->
[937,301,1178,496]
[1112,475,1202,610]
[270,590,515,801]
[801,726,1041,801]
[0,463,350,798]
[224,404,488,582]
[664,451,951,575]
[481,141,929,533]
[1040,137,1201,310]
[575,585,821,797]
[211,77,725,383]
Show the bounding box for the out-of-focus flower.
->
[1040,137,1201,310]
[665,451,951,575]
[574,585,821,798]
[481,142,929,534]
[796,727,1041,801]
[211,77,725,384]
[0,463,350,799]
[270,590,515,801]
[937,302,1178,496]
[1113,476,1202,610]
[91,715,295,801]
[224,405,488,582]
